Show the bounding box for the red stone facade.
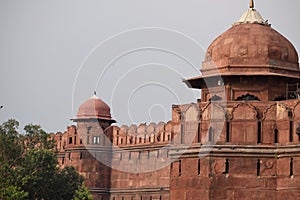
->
[169,100,300,199]
[51,120,174,199]
[50,4,300,200]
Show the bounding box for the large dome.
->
[202,9,299,78]
[76,95,113,120]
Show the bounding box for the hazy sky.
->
[1,0,300,132]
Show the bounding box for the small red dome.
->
[76,95,113,120]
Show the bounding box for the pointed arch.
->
[201,102,226,144]
[230,103,258,144]
[182,103,201,144]
[231,103,258,120]
[184,103,200,122]
[262,103,291,144]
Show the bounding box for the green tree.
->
[0,119,27,199]
[0,120,91,200]
[0,119,23,165]
[0,186,28,200]
[19,149,59,199]
[23,124,55,150]
[56,166,91,200]
[73,183,92,200]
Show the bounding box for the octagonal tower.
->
[171,1,300,199]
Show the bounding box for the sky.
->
[0,0,300,133]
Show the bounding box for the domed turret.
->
[202,19,299,77]
[185,1,299,102]
[70,93,115,196]
[75,93,115,122]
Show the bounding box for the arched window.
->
[69,137,73,144]
[209,95,222,102]
[236,94,260,101]
[92,136,99,144]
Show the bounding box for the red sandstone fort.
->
[51,1,300,199]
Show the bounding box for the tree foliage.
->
[0,119,23,165]
[0,119,91,200]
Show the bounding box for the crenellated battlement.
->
[51,99,300,153]
[112,121,174,147]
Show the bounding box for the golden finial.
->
[250,0,254,9]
